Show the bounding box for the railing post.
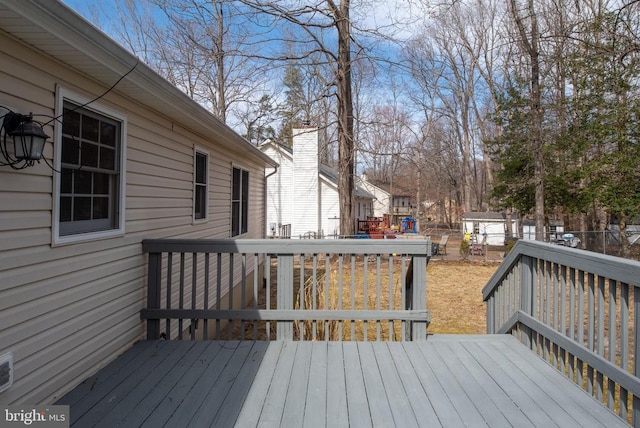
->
[146,251,162,340]
[408,255,428,341]
[277,254,294,340]
[519,255,534,348]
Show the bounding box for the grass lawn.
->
[427,260,500,334]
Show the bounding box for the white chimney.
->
[292,126,319,237]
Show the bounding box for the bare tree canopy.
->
[70,0,640,244]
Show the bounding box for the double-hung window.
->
[194,149,208,221]
[231,166,249,236]
[54,90,125,243]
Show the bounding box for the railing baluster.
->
[228,253,234,340]
[241,253,246,341]
[588,272,595,395]
[266,254,271,341]
[620,282,629,420]
[324,254,330,342]
[577,269,584,387]
[401,256,407,341]
[376,254,381,341]
[191,252,197,340]
[608,279,617,410]
[568,267,575,382]
[545,261,551,361]
[253,253,258,340]
[312,254,318,341]
[166,253,173,340]
[363,254,369,341]
[634,286,640,427]
[338,254,343,340]
[388,255,394,339]
[216,253,222,339]
[178,253,185,340]
[559,265,567,373]
[350,254,356,341]
[300,254,306,341]
[596,275,605,402]
[203,253,209,340]
[552,263,560,368]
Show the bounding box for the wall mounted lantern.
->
[1,111,49,169]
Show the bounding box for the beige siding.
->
[0,32,267,405]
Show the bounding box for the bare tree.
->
[510,0,545,240]
[90,0,272,126]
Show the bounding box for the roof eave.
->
[0,0,277,168]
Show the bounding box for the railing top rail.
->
[482,239,640,300]
[142,238,432,256]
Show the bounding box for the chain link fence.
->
[551,230,640,259]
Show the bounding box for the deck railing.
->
[483,240,640,426]
[142,239,431,342]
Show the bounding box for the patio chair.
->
[436,235,449,255]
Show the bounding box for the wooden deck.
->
[57,335,628,427]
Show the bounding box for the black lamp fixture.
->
[1,111,49,169]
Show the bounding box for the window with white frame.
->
[231,166,249,236]
[194,149,208,220]
[55,95,125,241]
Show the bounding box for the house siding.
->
[358,178,391,218]
[263,144,294,237]
[0,30,266,405]
[319,177,340,237]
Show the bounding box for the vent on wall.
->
[0,352,13,393]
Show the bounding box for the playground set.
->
[356,215,417,239]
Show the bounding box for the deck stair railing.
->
[483,240,640,426]
[142,239,431,342]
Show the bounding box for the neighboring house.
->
[522,218,564,241]
[261,126,374,238]
[358,175,415,223]
[357,174,391,218]
[462,212,520,246]
[0,0,276,405]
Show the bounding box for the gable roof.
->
[0,0,277,167]
[463,212,519,221]
[360,178,412,198]
[318,164,375,199]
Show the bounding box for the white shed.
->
[462,212,519,246]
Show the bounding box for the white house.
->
[462,212,520,246]
[357,175,391,218]
[261,126,374,238]
[0,0,276,405]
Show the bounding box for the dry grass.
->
[426,261,500,334]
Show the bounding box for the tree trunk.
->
[334,0,355,237]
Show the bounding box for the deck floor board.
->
[57,335,630,427]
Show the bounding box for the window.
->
[194,149,208,220]
[54,90,125,243]
[232,166,249,236]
